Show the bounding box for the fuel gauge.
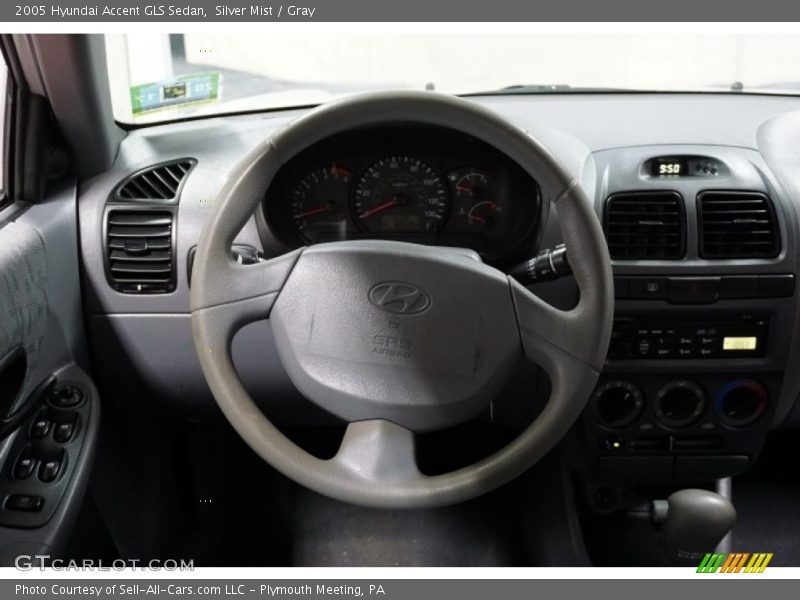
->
[448,169,506,234]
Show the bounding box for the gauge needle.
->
[330,165,351,176]
[295,205,330,219]
[468,214,487,224]
[456,185,473,194]
[359,198,397,219]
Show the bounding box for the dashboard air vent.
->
[115,159,194,201]
[604,191,685,260]
[698,191,779,259]
[106,210,175,293]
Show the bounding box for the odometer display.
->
[352,156,448,233]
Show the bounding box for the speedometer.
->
[352,156,448,233]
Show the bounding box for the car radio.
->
[608,314,768,360]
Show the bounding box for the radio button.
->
[719,275,759,299]
[668,276,720,304]
[629,277,667,299]
[759,274,795,298]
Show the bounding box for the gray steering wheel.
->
[190,91,613,509]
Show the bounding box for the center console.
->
[575,144,798,498]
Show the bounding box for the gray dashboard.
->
[78,93,800,433]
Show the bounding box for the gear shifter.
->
[652,489,737,566]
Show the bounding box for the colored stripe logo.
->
[697,553,773,573]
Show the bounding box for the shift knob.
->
[653,489,737,566]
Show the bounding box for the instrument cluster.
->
[263,125,543,260]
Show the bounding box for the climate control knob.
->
[591,380,644,428]
[717,380,768,427]
[654,380,706,428]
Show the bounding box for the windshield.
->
[106,33,800,124]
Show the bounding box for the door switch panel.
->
[0,378,94,528]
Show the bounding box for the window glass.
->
[0,58,8,197]
[106,33,800,124]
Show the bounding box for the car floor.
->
[276,478,533,567]
[165,424,536,567]
[727,430,800,566]
[66,417,548,567]
[64,413,800,567]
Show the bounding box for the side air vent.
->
[114,159,195,201]
[604,191,685,260]
[698,191,779,259]
[106,210,175,293]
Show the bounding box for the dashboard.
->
[76,93,800,490]
[263,125,542,263]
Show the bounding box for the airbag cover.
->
[270,241,521,431]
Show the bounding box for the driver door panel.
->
[0,185,99,565]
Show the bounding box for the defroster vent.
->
[114,159,195,201]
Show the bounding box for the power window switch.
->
[39,458,62,483]
[31,416,51,440]
[5,494,44,512]
[13,456,37,480]
[53,421,76,443]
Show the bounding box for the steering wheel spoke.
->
[511,282,584,373]
[332,420,422,487]
[511,184,614,378]
[191,250,302,339]
[192,250,302,312]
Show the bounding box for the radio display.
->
[723,336,758,351]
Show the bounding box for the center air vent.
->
[114,159,195,201]
[604,191,685,260]
[106,210,175,294]
[698,191,779,259]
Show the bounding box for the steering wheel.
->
[190,91,613,509]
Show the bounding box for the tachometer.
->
[352,156,448,233]
[290,165,353,242]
